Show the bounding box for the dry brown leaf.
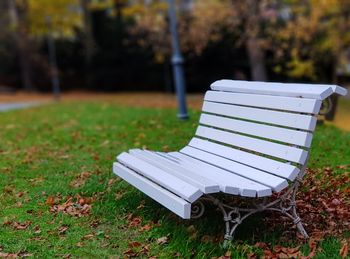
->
[107,179,115,186]
[128,241,142,248]
[13,221,31,230]
[156,236,168,245]
[123,248,137,257]
[70,172,91,188]
[139,244,150,255]
[340,242,349,258]
[128,217,142,227]
[46,196,55,206]
[139,223,153,232]
[82,234,94,240]
[58,225,69,235]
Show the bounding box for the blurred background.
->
[1,0,350,93]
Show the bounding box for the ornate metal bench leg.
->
[267,182,309,239]
[291,200,309,239]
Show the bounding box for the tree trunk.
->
[244,0,268,81]
[8,0,33,91]
[80,0,95,88]
[246,36,267,81]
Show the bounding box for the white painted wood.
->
[210,80,341,100]
[188,138,300,180]
[199,113,313,147]
[331,85,348,96]
[204,91,321,114]
[180,146,288,192]
[202,101,317,131]
[113,163,191,219]
[167,151,272,197]
[195,126,308,164]
[117,152,202,203]
[129,149,220,193]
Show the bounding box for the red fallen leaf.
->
[128,217,142,227]
[46,196,55,206]
[254,242,268,249]
[123,248,137,257]
[247,252,257,259]
[263,249,275,259]
[340,242,348,258]
[331,198,341,206]
[273,245,283,253]
[13,221,31,230]
[139,223,153,232]
[78,197,93,206]
[128,241,141,248]
[0,252,18,258]
[218,251,232,259]
[139,244,150,255]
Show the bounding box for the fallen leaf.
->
[58,225,69,235]
[76,242,84,247]
[123,248,137,257]
[139,223,153,232]
[82,234,94,240]
[128,217,142,227]
[70,172,91,188]
[13,221,31,230]
[128,241,142,248]
[46,196,55,206]
[340,242,348,258]
[156,236,168,245]
[0,252,18,258]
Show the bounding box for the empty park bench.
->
[113,80,347,241]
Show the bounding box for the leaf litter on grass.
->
[47,194,93,217]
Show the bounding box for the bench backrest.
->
[185,80,347,182]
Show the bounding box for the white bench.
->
[113,80,347,241]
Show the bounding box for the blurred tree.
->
[8,0,33,90]
[27,0,82,38]
[123,0,272,81]
[270,0,350,83]
[80,0,96,87]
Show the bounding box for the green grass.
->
[0,101,349,258]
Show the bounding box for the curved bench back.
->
[184,80,347,182]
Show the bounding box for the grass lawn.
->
[0,100,349,258]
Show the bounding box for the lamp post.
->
[45,16,61,101]
[167,0,188,120]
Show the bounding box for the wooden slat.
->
[196,126,308,164]
[117,152,202,203]
[331,85,348,96]
[129,149,220,193]
[210,80,334,100]
[188,138,300,180]
[202,101,317,131]
[165,151,272,197]
[113,163,191,219]
[180,146,288,192]
[199,113,313,147]
[205,91,321,114]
